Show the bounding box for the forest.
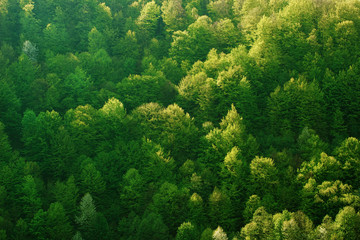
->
[0,0,360,239]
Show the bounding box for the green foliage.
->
[0,122,14,164]
[137,212,169,240]
[334,206,360,240]
[268,78,326,145]
[301,179,360,223]
[53,176,79,217]
[208,187,233,230]
[243,195,261,223]
[152,182,189,234]
[136,1,161,44]
[335,137,360,188]
[202,105,259,171]
[46,202,73,240]
[80,161,106,200]
[175,222,198,240]
[298,152,342,184]
[200,227,213,240]
[297,127,328,162]
[188,193,205,226]
[75,193,97,240]
[120,168,145,214]
[112,30,140,80]
[212,226,228,240]
[29,209,47,240]
[1,0,360,238]
[250,156,278,195]
[161,0,186,31]
[116,71,171,111]
[21,175,42,220]
[240,207,274,239]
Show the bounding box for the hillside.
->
[0,0,360,239]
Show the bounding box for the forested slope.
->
[0,0,360,239]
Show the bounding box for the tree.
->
[298,152,342,185]
[118,211,141,240]
[75,193,97,239]
[45,53,79,79]
[202,105,259,172]
[80,161,106,201]
[88,27,107,54]
[116,71,169,111]
[152,182,189,234]
[281,211,314,240]
[200,228,213,240]
[323,63,360,138]
[137,212,169,240]
[9,53,39,113]
[334,206,360,240]
[136,1,161,44]
[243,195,262,223]
[213,19,240,53]
[20,175,42,220]
[335,137,360,188]
[297,127,327,162]
[42,20,70,54]
[62,67,93,110]
[64,104,99,156]
[170,16,217,64]
[53,176,79,217]
[208,187,233,230]
[268,78,326,144]
[301,179,360,223]
[240,207,274,239]
[46,202,73,240]
[212,226,228,240]
[42,6,70,54]
[119,168,145,214]
[28,209,47,240]
[0,122,13,165]
[19,1,41,48]
[112,30,140,80]
[21,110,64,179]
[22,40,38,62]
[188,193,205,226]
[131,103,198,164]
[161,0,186,32]
[237,0,270,43]
[249,156,278,195]
[78,49,113,88]
[176,222,198,240]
